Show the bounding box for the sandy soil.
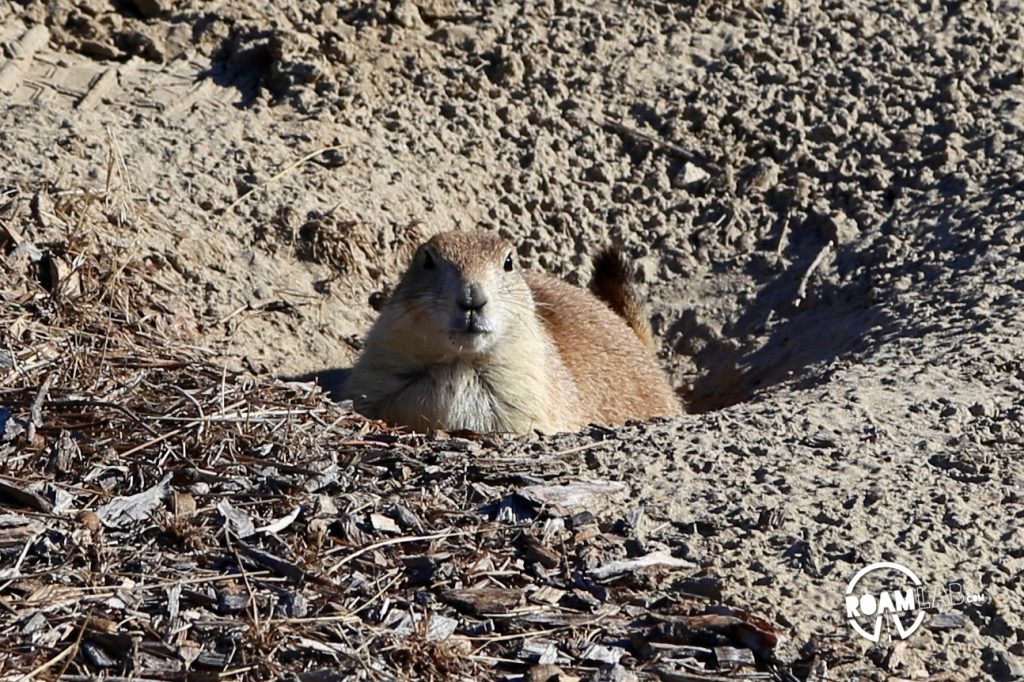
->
[2,0,1023,678]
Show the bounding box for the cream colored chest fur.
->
[402,362,505,432]
[361,358,562,434]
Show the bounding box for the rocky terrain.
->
[1,0,1023,679]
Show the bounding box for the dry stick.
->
[324,529,473,575]
[44,399,160,436]
[232,546,264,640]
[26,374,52,443]
[214,303,249,328]
[794,240,834,308]
[269,613,359,625]
[62,671,279,682]
[349,571,405,617]
[116,426,188,458]
[103,128,117,195]
[775,210,791,255]
[122,399,254,457]
[467,625,572,655]
[104,126,135,226]
[547,440,606,458]
[60,678,191,682]
[4,570,274,593]
[320,412,355,438]
[222,666,258,676]
[169,384,205,439]
[220,144,348,215]
[0,529,44,593]
[220,364,228,414]
[15,616,87,682]
[468,654,531,666]
[602,119,720,174]
[54,612,91,679]
[150,408,313,423]
[0,594,17,614]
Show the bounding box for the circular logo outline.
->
[845,562,926,643]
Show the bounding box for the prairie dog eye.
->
[423,251,436,270]
[503,253,514,272]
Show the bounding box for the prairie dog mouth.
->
[447,312,495,353]
[451,312,492,335]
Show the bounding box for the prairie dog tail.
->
[588,247,654,349]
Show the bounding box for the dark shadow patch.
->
[200,29,324,106]
[673,240,894,413]
[198,30,279,106]
[675,159,1022,413]
[282,367,351,401]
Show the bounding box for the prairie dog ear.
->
[410,243,428,267]
[406,244,442,279]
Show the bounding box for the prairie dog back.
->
[345,231,680,434]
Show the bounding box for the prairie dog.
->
[345,231,680,434]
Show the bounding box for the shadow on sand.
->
[284,367,351,402]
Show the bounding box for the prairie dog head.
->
[380,231,532,359]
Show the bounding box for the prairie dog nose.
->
[456,283,488,312]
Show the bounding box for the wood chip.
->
[217,499,255,538]
[442,587,524,616]
[581,642,625,664]
[0,477,53,513]
[256,505,302,535]
[518,480,626,512]
[591,664,638,682]
[521,536,560,568]
[993,649,1024,679]
[592,551,696,579]
[426,614,458,641]
[714,646,755,668]
[96,473,172,527]
[805,659,829,682]
[519,640,570,665]
[390,504,424,532]
[881,639,907,672]
[171,491,196,517]
[525,664,578,682]
[369,512,400,534]
[0,514,43,546]
[528,585,566,606]
[655,613,784,657]
[236,539,310,583]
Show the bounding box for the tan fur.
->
[345,231,680,434]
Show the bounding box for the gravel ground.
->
[1,0,1023,678]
